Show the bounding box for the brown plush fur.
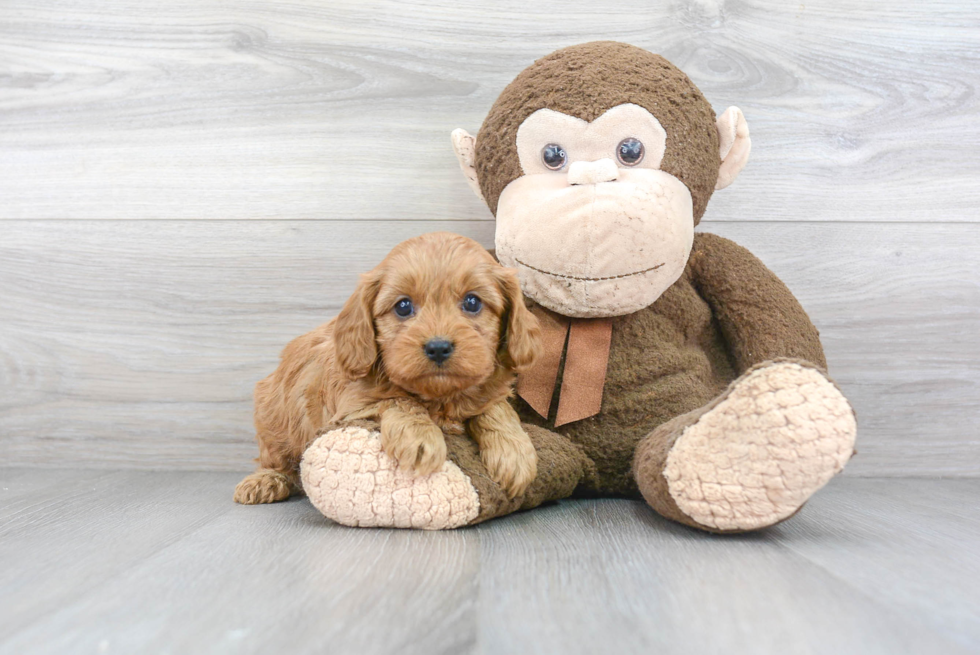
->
[425,233,836,528]
[442,422,596,525]
[512,232,826,497]
[475,41,720,222]
[437,43,846,530]
[234,232,541,504]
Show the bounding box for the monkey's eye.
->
[617,138,644,166]
[393,297,415,318]
[541,144,567,170]
[461,293,483,315]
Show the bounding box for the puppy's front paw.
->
[381,421,448,477]
[481,431,538,499]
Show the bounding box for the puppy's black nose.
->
[423,339,454,365]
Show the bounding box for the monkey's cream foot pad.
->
[300,426,480,530]
[664,361,857,532]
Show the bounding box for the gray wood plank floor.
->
[1,470,977,655]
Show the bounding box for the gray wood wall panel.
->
[1,220,976,476]
[1,1,976,478]
[0,0,978,221]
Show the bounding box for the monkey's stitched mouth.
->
[514,258,665,281]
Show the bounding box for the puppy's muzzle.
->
[423,338,454,366]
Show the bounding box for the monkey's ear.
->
[334,270,382,380]
[715,107,751,190]
[493,266,540,372]
[451,129,486,203]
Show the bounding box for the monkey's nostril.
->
[423,339,454,365]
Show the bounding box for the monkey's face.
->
[452,43,751,319]
[493,103,694,317]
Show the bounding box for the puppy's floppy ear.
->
[334,269,382,380]
[494,266,540,372]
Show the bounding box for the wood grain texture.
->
[0,470,481,655]
[779,478,980,650]
[477,483,979,655]
[1,220,976,476]
[0,0,977,221]
[0,470,236,643]
[0,472,977,654]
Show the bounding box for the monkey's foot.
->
[300,425,480,530]
[634,360,857,533]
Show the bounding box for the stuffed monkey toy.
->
[301,42,857,533]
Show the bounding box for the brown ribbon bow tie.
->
[516,305,613,427]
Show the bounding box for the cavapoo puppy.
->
[234,232,541,506]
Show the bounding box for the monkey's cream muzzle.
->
[495,167,694,318]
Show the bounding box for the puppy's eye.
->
[393,297,415,318]
[617,138,644,166]
[541,144,567,171]
[461,293,483,315]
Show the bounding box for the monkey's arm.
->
[687,232,827,372]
